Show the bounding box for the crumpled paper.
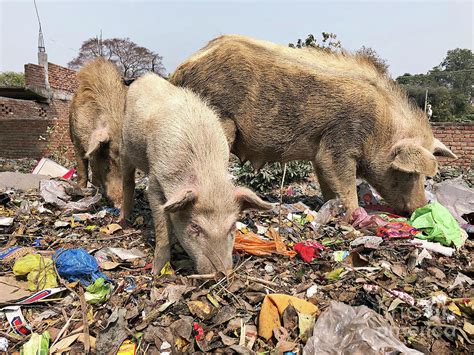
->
[409,202,462,248]
[40,179,101,212]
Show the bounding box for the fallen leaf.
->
[258,294,318,340]
[187,300,215,320]
[463,321,474,335]
[100,223,122,235]
[298,312,316,342]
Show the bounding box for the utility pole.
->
[424,89,428,113]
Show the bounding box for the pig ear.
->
[85,127,110,158]
[390,142,438,177]
[163,189,197,213]
[433,139,457,159]
[234,187,273,212]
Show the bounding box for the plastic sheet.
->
[409,202,462,248]
[54,248,110,286]
[39,180,101,212]
[303,301,422,355]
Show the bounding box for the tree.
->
[396,48,473,122]
[0,72,25,87]
[355,46,389,75]
[289,32,341,52]
[69,37,165,79]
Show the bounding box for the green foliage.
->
[289,33,341,52]
[396,48,473,122]
[232,161,313,193]
[0,72,25,87]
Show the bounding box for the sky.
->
[0,0,472,78]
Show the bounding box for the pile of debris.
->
[0,166,473,354]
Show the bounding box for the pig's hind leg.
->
[147,180,171,276]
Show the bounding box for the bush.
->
[232,161,313,193]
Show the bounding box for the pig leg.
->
[148,181,171,276]
[314,151,359,214]
[313,166,336,201]
[220,117,237,150]
[120,158,136,221]
[76,156,89,188]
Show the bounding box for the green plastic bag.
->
[13,254,58,291]
[85,277,111,304]
[408,202,462,248]
[21,331,50,355]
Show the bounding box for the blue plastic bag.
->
[54,248,109,286]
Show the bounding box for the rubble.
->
[0,163,472,354]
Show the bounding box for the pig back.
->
[123,73,230,182]
[171,35,412,165]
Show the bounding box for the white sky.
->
[1,0,472,78]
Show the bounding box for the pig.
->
[170,34,457,215]
[69,58,127,206]
[121,73,272,275]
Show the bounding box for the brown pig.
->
[69,58,127,206]
[170,35,457,215]
[121,73,272,275]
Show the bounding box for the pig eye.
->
[188,222,201,235]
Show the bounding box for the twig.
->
[244,276,279,288]
[277,163,288,232]
[50,306,79,349]
[187,273,216,280]
[348,265,424,313]
[78,287,91,354]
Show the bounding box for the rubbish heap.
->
[0,162,473,354]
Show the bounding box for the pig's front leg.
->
[314,150,359,215]
[148,191,171,276]
[120,159,136,221]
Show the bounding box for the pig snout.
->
[393,194,428,216]
[194,251,233,275]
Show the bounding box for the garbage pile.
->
[0,168,473,354]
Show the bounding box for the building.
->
[0,49,78,163]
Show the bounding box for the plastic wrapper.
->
[303,301,422,355]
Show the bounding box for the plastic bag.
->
[409,202,462,248]
[313,199,346,228]
[303,301,422,355]
[425,177,474,224]
[54,248,110,286]
[13,254,58,291]
[21,331,50,355]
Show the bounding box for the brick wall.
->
[24,63,46,89]
[48,63,78,93]
[432,122,473,169]
[0,97,75,161]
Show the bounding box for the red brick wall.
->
[0,97,75,162]
[24,63,46,89]
[48,63,78,93]
[24,62,78,93]
[432,122,473,170]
